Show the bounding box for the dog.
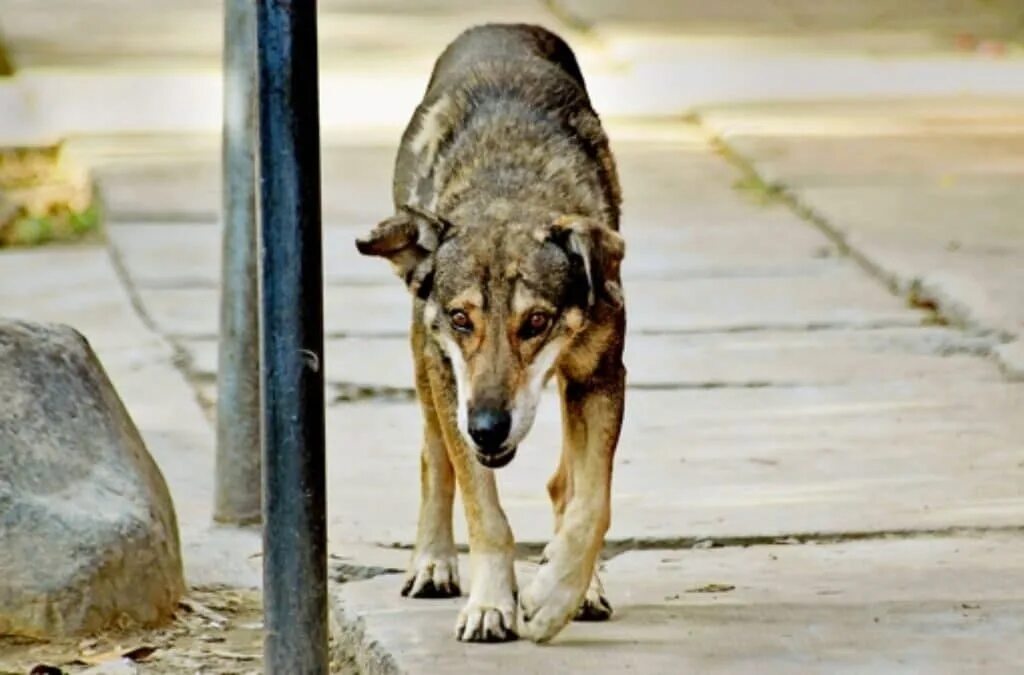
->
[356,23,625,644]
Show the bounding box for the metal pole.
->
[215,0,261,526]
[257,1,327,672]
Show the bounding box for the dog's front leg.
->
[427,360,518,643]
[520,367,624,642]
[402,326,460,598]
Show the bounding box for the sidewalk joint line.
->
[380,525,1024,561]
[106,226,217,419]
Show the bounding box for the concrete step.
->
[331,534,1024,673]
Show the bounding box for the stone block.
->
[0,320,184,637]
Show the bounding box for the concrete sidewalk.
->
[16,118,1018,673]
[2,1,1024,673]
[1,0,1023,135]
[699,98,1024,379]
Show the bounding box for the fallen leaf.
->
[74,645,155,666]
[122,646,156,662]
[178,598,229,626]
[208,649,259,661]
[686,583,736,593]
[29,666,64,675]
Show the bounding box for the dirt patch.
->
[0,587,265,674]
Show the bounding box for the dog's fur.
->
[356,24,625,643]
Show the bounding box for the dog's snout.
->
[468,408,511,452]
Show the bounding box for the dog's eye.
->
[449,310,473,332]
[521,312,550,338]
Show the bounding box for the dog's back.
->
[393,24,621,230]
[425,23,587,94]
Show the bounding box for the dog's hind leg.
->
[522,367,624,641]
[402,325,460,599]
[547,413,613,623]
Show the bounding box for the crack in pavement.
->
[699,122,1024,380]
[703,128,1010,335]
[170,319,937,344]
[105,227,218,420]
[379,525,1024,563]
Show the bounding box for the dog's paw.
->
[401,553,461,599]
[455,600,517,642]
[518,561,588,642]
[574,573,612,622]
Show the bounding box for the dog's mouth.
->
[474,445,517,469]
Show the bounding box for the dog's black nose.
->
[468,408,511,452]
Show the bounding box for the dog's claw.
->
[402,577,461,599]
[455,605,518,643]
[401,555,461,599]
[573,572,613,621]
[574,593,613,621]
[518,595,533,623]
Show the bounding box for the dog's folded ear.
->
[550,216,625,310]
[355,205,449,298]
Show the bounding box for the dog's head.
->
[357,205,624,469]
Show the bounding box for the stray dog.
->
[356,23,625,643]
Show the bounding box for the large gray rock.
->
[0,320,184,638]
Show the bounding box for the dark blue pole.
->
[256,1,327,672]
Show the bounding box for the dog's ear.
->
[355,205,449,298]
[550,216,625,309]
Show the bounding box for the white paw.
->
[518,558,589,642]
[455,599,517,642]
[401,551,461,599]
[574,572,612,622]
[454,553,518,642]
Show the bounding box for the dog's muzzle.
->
[468,407,516,468]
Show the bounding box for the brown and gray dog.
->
[356,23,625,644]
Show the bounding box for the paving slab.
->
[77,139,396,223]
[701,99,1024,371]
[6,1,1024,137]
[322,380,1023,546]
[0,1,586,135]
[108,215,842,288]
[996,339,1024,380]
[558,1,1024,117]
[0,0,561,70]
[107,222,391,287]
[331,534,1024,674]
[554,0,1024,37]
